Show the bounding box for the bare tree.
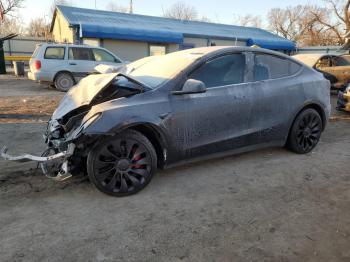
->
[322,0,350,34]
[0,17,24,35]
[267,5,310,41]
[163,1,198,21]
[26,17,50,38]
[233,14,262,28]
[106,1,128,13]
[0,0,23,16]
[308,4,344,44]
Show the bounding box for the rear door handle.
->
[159,112,171,120]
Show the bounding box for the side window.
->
[68,48,94,61]
[254,54,301,81]
[93,49,120,63]
[316,56,331,68]
[44,47,65,60]
[332,56,350,66]
[189,53,246,88]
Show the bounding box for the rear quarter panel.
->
[290,68,331,130]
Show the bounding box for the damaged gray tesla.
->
[1,46,331,196]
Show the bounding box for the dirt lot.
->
[1,76,350,262]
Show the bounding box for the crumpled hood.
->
[52,73,118,119]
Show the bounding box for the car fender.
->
[82,109,170,145]
[82,112,171,163]
[284,100,328,144]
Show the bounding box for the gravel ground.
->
[1,74,350,262]
[0,74,60,97]
[1,121,350,262]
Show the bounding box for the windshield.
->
[124,49,205,88]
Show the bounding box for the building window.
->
[149,45,166,56]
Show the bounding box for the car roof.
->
[39,43,102,48]
[171,46,293,60]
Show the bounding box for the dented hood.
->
[52,73,118,119]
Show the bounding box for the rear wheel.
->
[54,72,75,92]
[287,108,322,154]
[87,130,157,197]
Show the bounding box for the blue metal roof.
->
[56,5,295,50]
[80,24,184,44]
[247,38,295,51]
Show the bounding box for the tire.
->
[87,130,157,197]
[54,72,75,92]
[287,108,323,154]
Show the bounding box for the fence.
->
[3,36,46,64]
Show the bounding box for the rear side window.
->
[93,49,119,63]
[254,54,301,81]
[44,47,65,60]
[332,56,350,66]
[189,53,246,88]
[69,48,94,61]
[32,45,41,58]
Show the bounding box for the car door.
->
[326,56,350,88]
[67,47,96,80]
[167,52,256,162]
[245,52,303,146]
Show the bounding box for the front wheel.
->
[287,108,323,154]
[87,130,157,197]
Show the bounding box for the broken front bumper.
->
[0,144,76,181]
[1,144,75,162]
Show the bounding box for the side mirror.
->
[172,79,207,95]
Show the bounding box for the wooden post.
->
[0,40,6,74]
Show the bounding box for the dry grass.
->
[0,95,63,116]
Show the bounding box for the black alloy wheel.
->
[87,130,157,196]
[287,108,323,154]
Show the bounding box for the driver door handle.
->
[159,113,171,120]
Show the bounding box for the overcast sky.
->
[18,0,318,26]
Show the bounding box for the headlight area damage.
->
[0,72,148,181]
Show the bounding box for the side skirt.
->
[163,141,284,170]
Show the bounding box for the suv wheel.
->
[287,108,322,154]
[54,72,75,92]
[87,130,157,197]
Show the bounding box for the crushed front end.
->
[1,108,100,181]
[1,72,144,181]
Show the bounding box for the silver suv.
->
[28,43,125,91]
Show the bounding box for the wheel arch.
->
[121,123,169,169]
[53,70,76,84]
[286,102,326,145]
[300,103,326,130]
